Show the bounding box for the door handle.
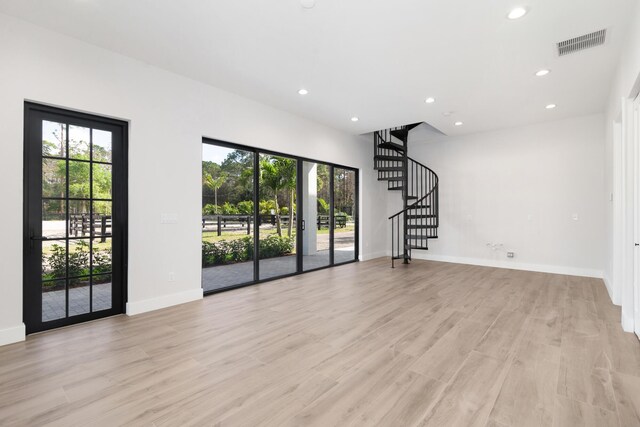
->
[636,243,639,247]
[301,220,305,231]
[29,231,49,249]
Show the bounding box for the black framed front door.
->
[23,103,128,334]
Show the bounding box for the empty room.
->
[2,0,640,425]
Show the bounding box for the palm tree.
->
[203,172,227,214]
[260,158,284,236]
[275,158,296,237]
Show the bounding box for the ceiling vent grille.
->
[557,29,607,56]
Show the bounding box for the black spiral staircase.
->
[374,123,439,267]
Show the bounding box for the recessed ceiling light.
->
[425,97,436,104]
[300,0,316,9]
[298,89,308,95]
[351,117,359,122]
[454,121,463,126]
[507,7,528,20]
[545,104,557,109]
[535,69,550,77]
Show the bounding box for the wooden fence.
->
[69,214,111,242]
[202,214,348,236]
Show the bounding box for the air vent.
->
[557,29,607,56]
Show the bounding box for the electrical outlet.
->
[507,252,514,258]
[168,272,176,282]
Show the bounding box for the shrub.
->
[201,235,294,267]
[43,240,112,282]
[68,240,90,279]
[259,235,294,259]
[47,244,67,279]
[236,200,254,215]
[259,200,276,214]
[221,202,239,215]
[93,247,112,274]
[203,204,220,215]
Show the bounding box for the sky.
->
[202,144,234,165]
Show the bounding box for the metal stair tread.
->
[374,155,404,161]
[378,141,405,152]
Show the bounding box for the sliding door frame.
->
[202,137,359,295]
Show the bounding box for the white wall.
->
[0,13,387,345]
[604,1,640,332]
[404,115,606,277]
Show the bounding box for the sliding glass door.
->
[201,144,255,293]
[333,167,357,264]
[201,139,358,293]
[258,154,298,280]
[301,161,331,271]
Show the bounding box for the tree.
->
[203,173,227,214]
[260,156,296,237]
[259,157,284,236]
[275,158,296,237]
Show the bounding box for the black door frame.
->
[202,137,359,295]
[23,102,128,334]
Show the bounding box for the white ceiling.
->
[0,0,635,136]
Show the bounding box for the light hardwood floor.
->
[1,259,640,426]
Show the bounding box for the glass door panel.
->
[302,161,331,271]
[25,103,126,334]
[333,168,357,264]
[201,144,255,291]
[258,154,297,280]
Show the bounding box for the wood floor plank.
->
[420,351,506,427]
[611,371,640,426]
[553,395,619,427]
[488,357,558,427]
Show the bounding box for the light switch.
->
[572,213,578,221]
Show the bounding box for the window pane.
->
[92,129,112,163]
[68,200,91,238]
[42,280,66,322]
[92,237,112,275]
[68,276,90,316]
[68,125,90,160]
[68,160,90,199]
[302,162,330,271]
[333,168,356,263]
[42,240,66,281]
[92,274,112,312]
[43,200,66,239]
[68,239,90,278]
[42,159,66,198]
[93,201,112,239]
[42,120,66,157]
[258,154,297,280]
[92,163,112,200]
[202,144,255,291]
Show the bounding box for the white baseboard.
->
[409,252,603,278]
[126,288,203,316]
[360,251,388,261]
[0,323,25,347]
[622,309,635,333]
